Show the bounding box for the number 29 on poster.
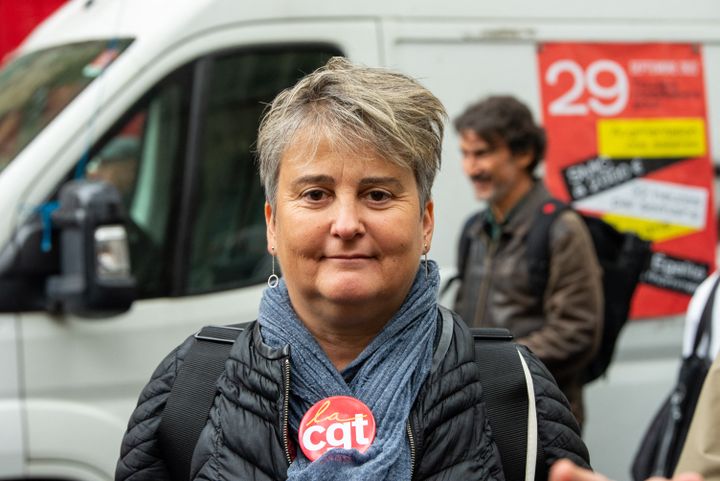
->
[544,59,629,117]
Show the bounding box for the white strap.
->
[517,348,538,481]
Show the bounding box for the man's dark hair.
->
[454,95,546,174]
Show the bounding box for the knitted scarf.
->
[258,260,439,481]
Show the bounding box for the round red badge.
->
[542,202,557,214]
[298,395,376,461]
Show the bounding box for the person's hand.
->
[550,459,611,481]
[550,459,705,481]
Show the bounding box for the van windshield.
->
[0,39,132,174]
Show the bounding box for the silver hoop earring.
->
[268,247,279,288]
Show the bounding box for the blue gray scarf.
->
[258,260,439,481]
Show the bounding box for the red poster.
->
[0,0,67,65]
[538,43,716,318]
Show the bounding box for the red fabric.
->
[0,0,67,65]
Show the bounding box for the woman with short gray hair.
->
[116,56,589,481]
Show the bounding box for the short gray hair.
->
[257,57,446,209]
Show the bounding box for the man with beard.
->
[452,95,602,427]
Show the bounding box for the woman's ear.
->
[265,202,276,255]
[422,200,435,252]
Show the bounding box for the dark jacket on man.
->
[116,310,590,481]
[454,182,603,425]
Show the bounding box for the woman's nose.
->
[330,199,366,239]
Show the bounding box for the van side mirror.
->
[46,180,136,317]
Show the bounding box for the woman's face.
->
[265,136,434,327]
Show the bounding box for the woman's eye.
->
[303,189,327,202]
[367,190,391,202]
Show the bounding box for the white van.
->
[1,1,719,479]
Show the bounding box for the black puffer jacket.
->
[116,311,590,481]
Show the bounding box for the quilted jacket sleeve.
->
[519,346,591,472]
[115,336,195,481]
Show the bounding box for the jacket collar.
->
[477,181,550,239]
[503,181,551,233]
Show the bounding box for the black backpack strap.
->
[158,322,251,481]
[525,199,569,298]
[434,307,455,372]
[441,211,483,297]
[457,212,483,279]
[472,325,543,481]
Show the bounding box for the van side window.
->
[81,69,191,298]
[186,47,340,294]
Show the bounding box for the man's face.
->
[88,157,138,197]
[459,129,532,210]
